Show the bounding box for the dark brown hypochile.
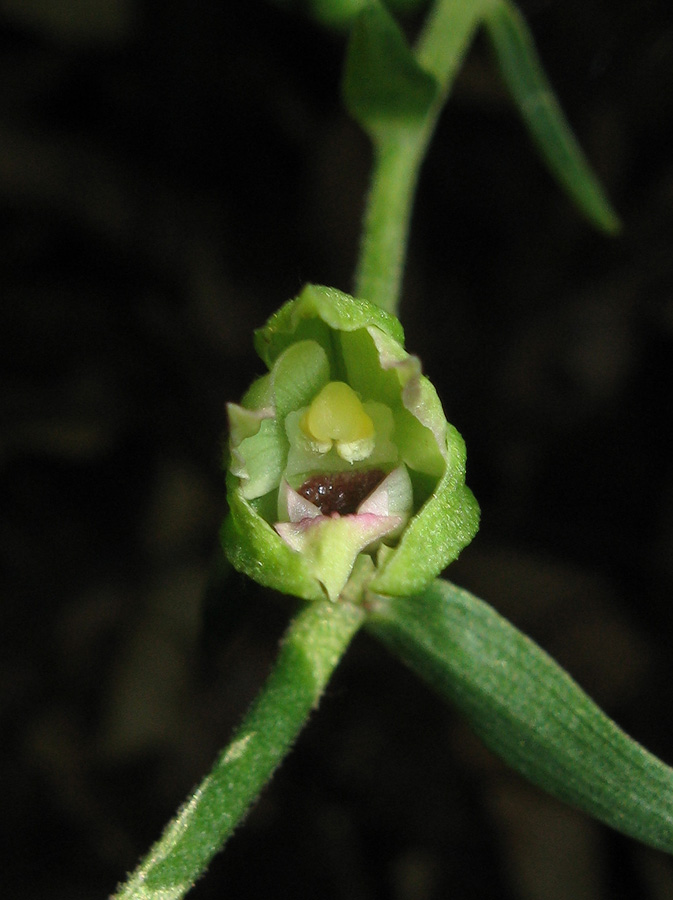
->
[297,469,385,516]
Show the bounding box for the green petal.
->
[370,424,479,595]
[231,417,287,501]
[227,402,273,449]
[393,404,445,478]
[368,327,443,431]
[339,326,404,405]
[240,373,273,410]
[362,324,447,476]
[270,339,331,419]
[223,474,325,602]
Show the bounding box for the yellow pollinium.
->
[300,381,375,463]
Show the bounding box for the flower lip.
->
[278,465,413,529]
[297,468,386,517]
[273,465,414,600]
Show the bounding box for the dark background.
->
[2,1,673,897]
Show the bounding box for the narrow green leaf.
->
[343,0,438,138]
[367,578,673,853]
[484,0,621,234]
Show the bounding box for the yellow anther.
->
[300,381,375,463]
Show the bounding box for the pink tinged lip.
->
[274,511,403,555]
[274,466,411,553]
[279,479,323,523]
[273,496,405,601]
[357,466,410,517]
[278,466,410,523]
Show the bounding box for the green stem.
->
[354,132,426,315]
[112,598,364,900]
[354,0,490,315]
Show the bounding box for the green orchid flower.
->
[223,284,479,602]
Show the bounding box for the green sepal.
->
[368,579,673,853]
[484,0,620,234]
[255,284,405,368]
[370,424,479,595]
[343,0,438,138]
[223,473,325,602]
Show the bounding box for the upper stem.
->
[354,130,426,315]
[354,0,490,315]
[111,597,364,900]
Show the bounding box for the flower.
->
[223,284,479,602]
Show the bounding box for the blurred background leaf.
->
[267,0,429,30]
[0,0,133,44]
[343,1,437,136]
[484,0,621,234]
